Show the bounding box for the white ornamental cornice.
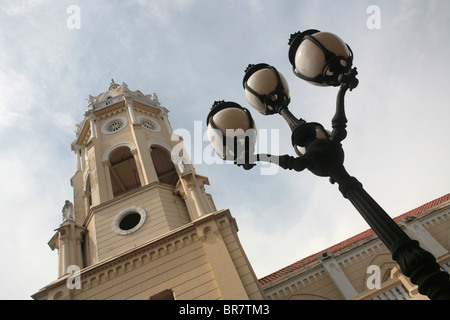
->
[75,81,164,137]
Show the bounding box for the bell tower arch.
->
[32,80,264,300]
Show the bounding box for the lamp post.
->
[205,29,450,300]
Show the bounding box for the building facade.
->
[259,193,450,300]
[32,80,450,300]
[32,80,264,300]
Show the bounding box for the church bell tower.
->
[32,80,264,300]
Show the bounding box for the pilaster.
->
[101,160,114,200]
[49,221,86,278]
[319,252,358,299]
[36,82,253,301]
[86,113,97,140]
[129,120,159,185]
[70,170,87,225]
[71,143,82,172]
[159,107,172,134]
[194,213,250,299]
[399,217,448,258]
[87,137,110,205]
[130,148,146,187]
[175,172,214,220]
[125,97,137,124]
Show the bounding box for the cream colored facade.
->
[32,80,449,301]
[32,80,264,300]
[259,193,450,300]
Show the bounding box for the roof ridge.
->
[258,192,450,285]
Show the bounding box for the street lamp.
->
[206,101,257,169]
[206,29,450,300]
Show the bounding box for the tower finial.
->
[108,78,119,91]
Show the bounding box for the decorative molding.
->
[419,207,450,230]
[263,265,326,300]
[261,203,450,300]
[132,92,161,109]
[136,115,161,132]
[91,95,125,112]
[335,239,384,269]
[112,206,147,235]
[76,86,164,139]
[400,218,448,258]
[101,142,137,162]
[319,254,358,299]
[35,210,231,299]
[147,140,172,152]
[76,230,200,294]
[82,169,90,193]
[100,116,128,135]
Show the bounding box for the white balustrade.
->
[92,95,125,111]
[370,284,409,300]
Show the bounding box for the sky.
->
[0,0,449,300]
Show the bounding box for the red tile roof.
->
[258,193,450,286]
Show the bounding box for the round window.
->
[113,206,147,235]
[119,212,141,230]
[101,116,128,134]
[106,119,124,133]
[136,116,161,132]
[141,119,157,131]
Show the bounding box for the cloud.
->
[249,0,264,13]
[0,144,68,299]
[0,70,34,130]
[134,0,197,26]
[1,0,46,16]
[1,0,449,299]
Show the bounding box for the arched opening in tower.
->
[151,146,178,186]
[109,146,141,197]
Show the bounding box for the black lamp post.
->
[206,29,450,300]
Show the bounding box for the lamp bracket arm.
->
[331,85,349,143]
[257,154,309,172]
[279,107,306,132]
[331,68,358,144]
